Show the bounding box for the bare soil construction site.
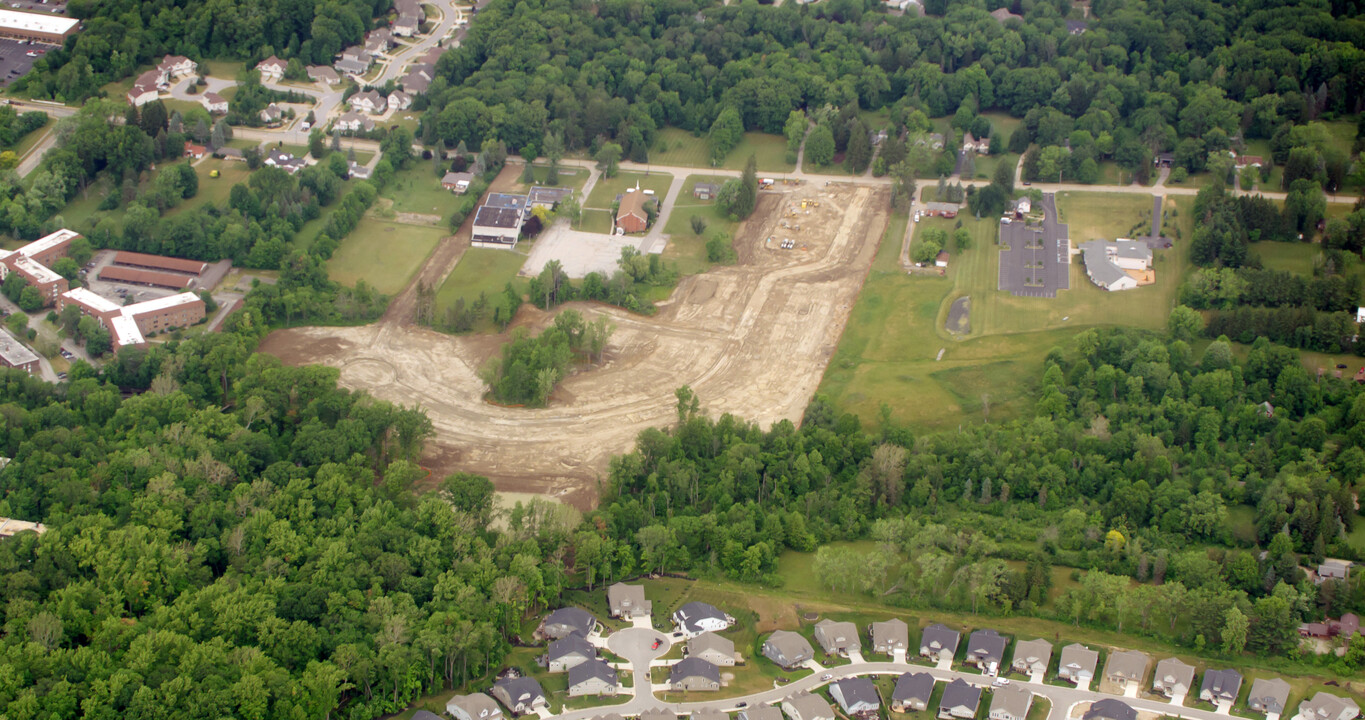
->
[260,183,890,509]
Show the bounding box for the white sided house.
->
[673,601,733,637]
[256,55,287,82]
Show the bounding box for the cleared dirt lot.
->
[260,182,890,509]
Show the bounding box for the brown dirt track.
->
[259,183,890,510]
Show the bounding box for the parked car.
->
[993,678,1010,687]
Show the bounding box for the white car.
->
[821,673,832,681]
[992,678,1010,687]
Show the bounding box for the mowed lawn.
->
[434,247,528,312]
[381,166,455,216]
[1249,241,1316,276]
[585,171,672,208]
[650,128,795,174]
[661,174,741,275]
[821,191,1195,432]
[326,219,445,294]
[169,159,251,214]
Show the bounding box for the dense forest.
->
[424,0,1362,191]
[593,324,1365,668]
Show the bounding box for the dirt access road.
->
[260,183,890,509]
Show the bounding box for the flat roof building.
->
[0,9,79,44]
[0,327,40,375]
[472,206,523,250]
[98,265,193,290]
[113,251,207,276]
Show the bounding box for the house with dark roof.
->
[938,679,982,720]
[920,624,960,662]
[1200,669,1242,705]
[568,660,617,697]
[1084,700,1136,720]
[538,607,597,639]
[813,619,860,657]
[674,602,733,637]
[693,181,720,200]
[546,634,596,672]
[1065,19,1088,34]
[892,672,935,713]
[490,677,546,715]
[669,657,721,692]
[762,630,813,668]
[966,629,1008,673]
[687,631,736,667]
[830,678,880,718]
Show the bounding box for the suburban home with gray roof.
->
[538,607,597,639]
[966,629,1008,673]
[1247,678,1292,716]
[669,657,721,691]
[1104,650,1150,689]
[783,693,835,720]
[814,619,860,656]
[989,683,1034,720]
[763,630,814,668]
[938,678,982,720]
[1084,700,1137,720]
[1152,658,1195,698]
[1011,639,1052,676]
[892,672,936,713]
[607,582,650,619]
[830,677,881,718]
[1200,669,1242,704]
[596,714,625,720]
[546,635,596,672]
[1299,693,1360,720]
[491,677,546,715]
[1058,644,1098,684]
[640,709,678,720]
[673,601,733,636]
[739,706,784,720]
[920,624,960,662]
[688,631,736,666]
[870,618,909,655]
[568,659,617,697]
[447,693,503,720]
[693,709,728,720]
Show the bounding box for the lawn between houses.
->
[819,192,1195,434]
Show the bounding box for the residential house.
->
[1083,700,1137,720]
[349,90,387,114]
[442,171,473,193]
[1058,644,1099,684]
[869,619,909,656]
[989,684,1034,720]
[606,583,650,619]
[184,143,207,159]
[307,65,341,85]
[761,630,813,669]
[935,250,951,268]
[568,660,617,697]
[616,188,649,233]
[127,69,164,107]
[260,103,283,125]
[335,111,376,133]
[782,694,835,720]
[962,131,990,154]
[892,672,935,713]
[158,55,196,79]
[990,7,1024,23]
[965,629,1008,674]
[348,161,372,180]
[402,69,432,93]
[669,657,720,692]
[264,149,305,174]
[674,602,733,637]
[341,45,369,63]
[447,693,503,720]
[922,201,959,218]
[1299,694,1361,720]
[199,92,228,114]
[394,14,419,36]
[1247,678,1292,716]
[1015,196,1032,215]
[640,710,677,720]
[335,56,372,77]
[829,678,880,718]
[1154,152,1176,167]
[546,634,596,672]
[388,90,413,111]
[688,632,736,667]
[739,706,784,720]
[1066,19,1088,34]
[1200,669,1242,705]
[1235,154,1264,168]
[693,182,719,200]
[1151,658,1195,698]
[1317,560,1352,584]
[214,146,244,161]
[920,623,960,662]
[693,710,727,720]
[813,619,860,657]
[938,679,982,720]
[1104,650,1151,690]
[538,608,597,639]
[366,27,394,54]
[256,56,286,82]
[1011,639,1052,676]
[490,677,546,716]
[914,132,946,150]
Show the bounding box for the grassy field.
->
[173,158,250,213]
[573,209,614,234]
[585,171,673,208]
[820,192,1195,432]
[660,174,741,276]
[326,218,444,294]
[969,153,1017,182]
[434,247,528,316]
[512,165,589,192]
[381,166,457,217]
[650,128,796,174]
[1248,241,1316,276]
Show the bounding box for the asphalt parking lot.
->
[2,0,67,14]
[0,38,43,87]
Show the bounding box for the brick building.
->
[0,327,39,375]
